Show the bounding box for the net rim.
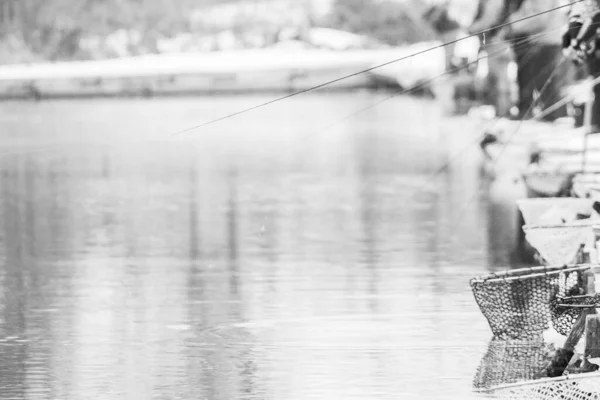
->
[473,371,600,393]
[470,264,594,285]
[555,303,599,308]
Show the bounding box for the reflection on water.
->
[473,338,549,390]
[0,93,516,399]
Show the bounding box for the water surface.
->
[0,93,523,399]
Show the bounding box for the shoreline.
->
[0,44,447,100]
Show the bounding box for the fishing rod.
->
[443,73,600,263]
[444,76,600,267]
[399,31,569,200]
[441,57,573,258]
[304,42,520,140]
[316,30,561,136]
[294,24,574,166]
[1,17,569,185]
[170,0,584,136]
[0,8,579,171]
[0,23,559,182]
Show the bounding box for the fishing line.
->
[0,26,562,163]
[0,22,563,177]
[279,33,565,262]
[476,50,569,168]
[480,24,570,49]
[332,30,552,130]
[395,31,565,200]
[170,0,583,136]
[316,41,527,134]
[531,74,600,121]
[441,57,570,260]
[303,55,486,139]
[168,26,568,196]
[485,58,569,164]
[457,58,566,201]
[426,60,570,263]
[293,27,557,150]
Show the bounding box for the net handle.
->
[470,264,594,284]
[556,303,599,308]
[556,293,600,307]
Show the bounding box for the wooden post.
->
[583,314,600,370]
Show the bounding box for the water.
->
[0,92,524,399]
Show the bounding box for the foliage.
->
[0,0,451,62]
[0,0,201,60]
[324,0,441,45]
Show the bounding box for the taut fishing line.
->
[394,55,600,269]
[0,25,567,165]
[289,34,540,192]
[309,30,554,138]
[0,6,577,162]
[170,0,583,137]
[400,29,568,199]
[442,56,571,262]
[282,30,557,211]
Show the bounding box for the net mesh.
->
[483,373,600,400]
[523,223,594,266]
[472,191,600,397]
[473,338,552,390]
[470,266,590,340]
[551,294,600,336]
[471,266,600,399]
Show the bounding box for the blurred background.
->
[0,0,474,61]
[0,0,570,399]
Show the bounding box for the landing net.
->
[517,198,599,226]
[522,222,594,266]
[471,266,600,397]
[470,265,592,340]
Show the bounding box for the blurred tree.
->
[0,0,448,62]
[325,0,439,45]
[0,0,196,59]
